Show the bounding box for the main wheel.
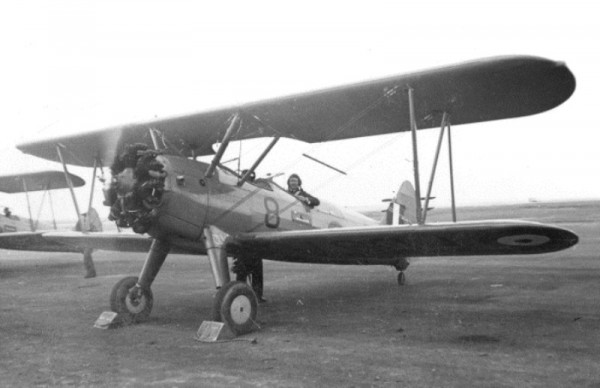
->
[215,281,258,335]
[110,276,153,323]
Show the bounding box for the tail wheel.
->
[397,272,406,286]
[214,281,258,335]
[110,276,153,323]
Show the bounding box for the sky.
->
[0,0,598,223]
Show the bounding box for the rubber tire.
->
[217,281,258,335]
[110,276,153,323]
[212,278,254,321]
[397,272,406,286]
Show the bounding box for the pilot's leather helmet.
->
[287,173,302,187]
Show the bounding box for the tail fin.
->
[382,181,417,225]
[74,208,103,232]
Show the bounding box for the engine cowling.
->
[103,145,166,234]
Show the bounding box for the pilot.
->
[287,173,320,208]
[3,207,11,218]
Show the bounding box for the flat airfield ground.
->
[1,201,599,387]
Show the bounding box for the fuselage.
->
[147,155,376,241]
[0,214,51,233]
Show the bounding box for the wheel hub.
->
[229,294,252,325]
[125,288,147,314]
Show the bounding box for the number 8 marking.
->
[264,197,280,228]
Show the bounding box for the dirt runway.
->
[1,201,599,387]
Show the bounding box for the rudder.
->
[383,181,417,225]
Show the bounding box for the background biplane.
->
[0,170,84,238]
[0,170,111,278]
[3,56,578,335]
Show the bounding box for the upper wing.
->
[17,56,575,167]
[225,220,578,265]
[0,171,85,193]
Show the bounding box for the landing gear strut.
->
[233,256,265,302]
[205,226,258,335]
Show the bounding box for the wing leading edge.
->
[18,56,575,167]
[226,221,578,265]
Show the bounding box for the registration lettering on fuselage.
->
[291,210,312,226]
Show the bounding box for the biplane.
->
[4,56,578,335]
[0,170,88,251]
[0,170,109,278]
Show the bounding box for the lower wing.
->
[0,231,152,253]
[1,221,577,265]
[226,220,578,265]
[0,231,84,253]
